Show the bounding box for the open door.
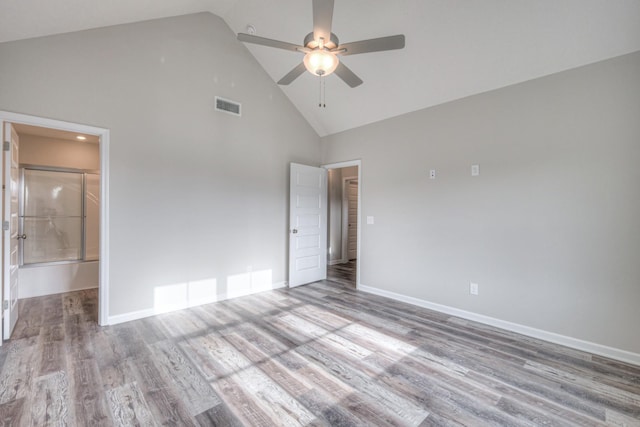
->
[289,163,327,287]
[2,123,19,339]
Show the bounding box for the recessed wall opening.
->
[1,112,110,342]
[14,124,100,298]
[324,161,361,289]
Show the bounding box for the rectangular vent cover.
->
[215,96,241,116]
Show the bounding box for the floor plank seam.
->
[1,278,639,426]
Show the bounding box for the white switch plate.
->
[366,216,374,225]
[471,164,480,176]
[470,282,479,295]
[429,169,436,179]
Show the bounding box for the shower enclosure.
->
[18,166,100,297]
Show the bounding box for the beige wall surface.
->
[322,52,640,354]
[0,12,321,317]
[19,134,100,170]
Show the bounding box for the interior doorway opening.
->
[324,162,360,288]
[15,124,100,299]
[0,112,110,343]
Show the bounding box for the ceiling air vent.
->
[215,96,241,117]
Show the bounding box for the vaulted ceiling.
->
[2,0,639,136]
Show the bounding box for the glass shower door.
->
[22,169,83,264]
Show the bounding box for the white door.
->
[289,163,327,287]
[347,179,358,260]
[3,123,19,339]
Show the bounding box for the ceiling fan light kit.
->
[237,0,405,90]
[303,46,339,76]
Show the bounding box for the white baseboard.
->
[358,284,640,367]
[108,281,287,325]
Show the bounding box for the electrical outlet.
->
[471,164,480,176]
[429,169,436,179]
[470,282,479,295]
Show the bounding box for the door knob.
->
[291,229,298,234]
[16,234,26,240]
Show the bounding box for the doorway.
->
[15,124,100,300]
[343,177,358,262]
[0,111,110,342]
[324,161,361,288]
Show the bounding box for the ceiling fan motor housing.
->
[304,32,339,49]
[303,32,340,76]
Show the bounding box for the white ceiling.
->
[2,1,640,137]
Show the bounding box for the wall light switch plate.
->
[429,169,436,179]
[470,282,479,295]
[471,164,480,176]
[367,216,374,225]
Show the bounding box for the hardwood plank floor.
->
[327,260,357,287]
[0,284,639,426]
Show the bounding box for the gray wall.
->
[322,52,640,354]
[0,12,321,317]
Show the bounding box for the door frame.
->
[0,111,110,331]
[341,176,358,262]
[322,160,361,289]
[3,123,19,339]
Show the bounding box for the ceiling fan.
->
[237,0,405,88]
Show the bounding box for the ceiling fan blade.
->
[237,33,302,52]
[334,62,363,88]
[338,34,405,56]
[278,62,307,85]
[313,0,334,43]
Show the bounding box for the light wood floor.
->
[0,282,639,426]
[327,260,357,287]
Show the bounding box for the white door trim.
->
[322,160,362,289]
[0,111,110,327]
[3,123,20,340]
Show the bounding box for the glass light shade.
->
[303,49,339,76]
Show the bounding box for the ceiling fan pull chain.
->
[323,76,326,108]
[318,75,326,108]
